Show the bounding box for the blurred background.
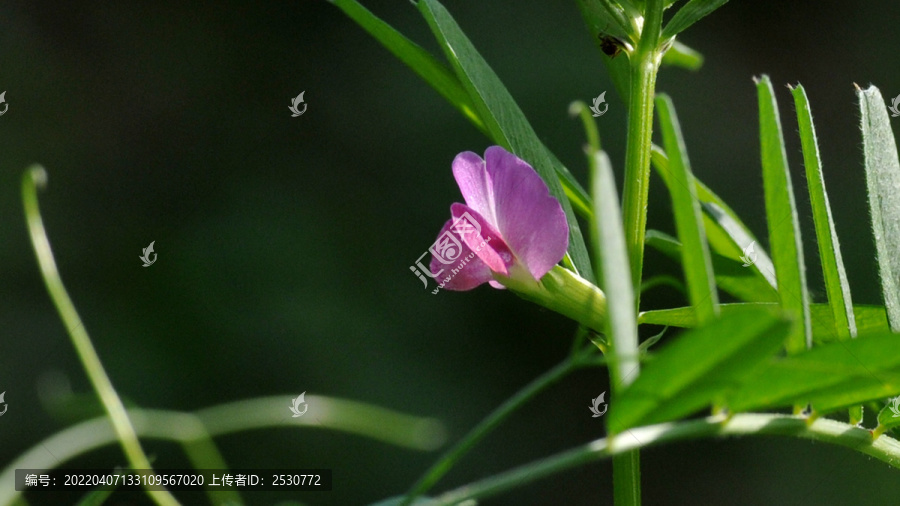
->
[1,0,899,504]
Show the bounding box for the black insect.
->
[598,34,626,58]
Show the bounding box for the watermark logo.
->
[140,241,157,267]
[289,392,308,417]
[889,94,900,117]
[590,91,608,117]
[889,396,900,418]
[589,392,607,418]
[0,91,7,116]
[0,391,7,417]
[289,91,307,117]
[740,241,757,267]
[409,212,491,294]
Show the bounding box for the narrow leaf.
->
[655,94,719,323]
[640,303,890,342]
[609,306,792,433]
[576,0,634,42]
[793,84,857,342]
[756,75,811,354]
[858,84,900,332]
[419,0,595,281]
[330,0,483,131]
[726,332,900,414]
[591,149,639,389]
[662,0,731,39]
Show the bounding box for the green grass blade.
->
[645,230,777,303]
[418,0,595,281]
[756,75,812,354]
[857,84,900,332]
[640,303,890,342]
[662,0,731,38]
[792,84,857,341]
[725,331,900,414]
[329,0,484,132]
[609,305,792,433]
[655,95,719,323]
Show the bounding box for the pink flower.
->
[430,146,569,291]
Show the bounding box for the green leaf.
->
[589,147,642,505]
[575,0,635,42]
[875,397,900,437]
[609,306,792,433]
[757,75,811,354]
[857,84,900,332]
[655,94,719,323]
[640,303,890,342]
[662,0,731,39]
[418,0,595,281]
[591,149,639,389]
[329,0,483,132]
[725,331,900,414]
[645,230,777,303]
[792,84,857,344]
[575,0,632,106]
[661,40,704,70]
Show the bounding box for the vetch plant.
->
[329,0,900,504]
[7,0,900,505]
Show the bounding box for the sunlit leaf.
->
[662,0,732,39]
[858,84,900,332]
[725,332,900,414]
[757,75,811,354]
[609,306,792,433]
[655,94,719,323]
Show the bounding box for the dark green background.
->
[2,1,899,504]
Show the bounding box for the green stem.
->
[430,414,900,505]
[403,348,600,503]
[621,6,664,302]
[616,2,665,504]
[21,167,180,506]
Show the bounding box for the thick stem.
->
[621,51,661,303]
[616,2,665,504]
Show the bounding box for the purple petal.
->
[452,151,497,226]
[428,214,494,291]
[449,203,515,276]
[482,146,569,280]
